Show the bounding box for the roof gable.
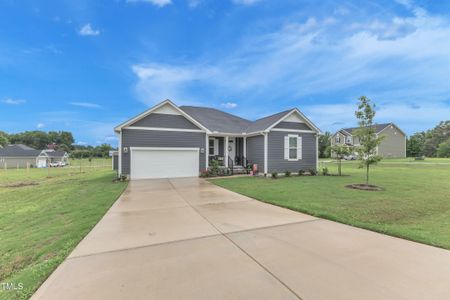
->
[341,123,404,135]
[114,100,209,132]
[244,110,291,133]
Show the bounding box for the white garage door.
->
[130,147,199,180]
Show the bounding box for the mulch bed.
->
[1,181,39,188]
[345,183,384,191]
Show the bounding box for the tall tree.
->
[0,131,9,147]
[318,132,331,158]
[407,132,426,157]
[353,96,384,185]
[437,139,450,158]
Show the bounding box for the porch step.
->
[232,165,247,174]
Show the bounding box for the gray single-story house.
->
[114,99,321,180]
[0,144,69,169]
[331,123,407,158]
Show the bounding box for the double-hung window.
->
[284,134,302,161]
[208,138,219,156]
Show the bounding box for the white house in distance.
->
[0,144,69,169]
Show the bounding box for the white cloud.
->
[131,64,216,104]
[70,102,102,109]
[127,0,172,7]
[76,141,87,146]
[1,98,26,105]
[221,102,238,109]
[36,123,45,129]
[78,24,100,36]
[131,2,450,131]
[232,0,261,5]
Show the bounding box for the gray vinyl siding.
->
[130,113,200,130]
[0,157,37,169]
[113,154,118,171]
[246,135,265,173]
[267,131,317,172]
[274,121,312,131]
[121,129,206,175]
[377,126,406,158]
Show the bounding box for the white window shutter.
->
[297,136,302,160]
[284,136,289,160]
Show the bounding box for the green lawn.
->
[212,159,450,249]
[0,164,127,300]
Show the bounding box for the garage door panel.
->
[131,148,199,180]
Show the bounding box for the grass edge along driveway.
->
[211,161,450,250]
[0,169,127,300]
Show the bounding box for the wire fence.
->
[0,159,113,184]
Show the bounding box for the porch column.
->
[243,137,247,159]
[224,136,229,167]
[205,134,209,170]
[263,133,268,174]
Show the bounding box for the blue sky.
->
[1,0,450,146]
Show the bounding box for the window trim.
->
[285,134,302,161]
[288,136,298,160]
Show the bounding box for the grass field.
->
[212,158,450,249]
[0,160,127,300]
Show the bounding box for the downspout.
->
[118,130,122,177]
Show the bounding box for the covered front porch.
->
[207,135,248,173]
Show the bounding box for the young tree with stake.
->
[331,144,352,176]
[354,96,384,185]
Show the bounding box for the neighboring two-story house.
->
[331,123,406,158]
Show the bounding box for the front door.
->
[228,137,235,163]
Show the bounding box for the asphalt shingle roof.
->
[180,106,252,133]
[180,106,294,134]
[0,144,42,157]
[245,109,293,133]
[342,123,392,134]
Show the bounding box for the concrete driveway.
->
[33,178,450,300]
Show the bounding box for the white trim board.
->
[124,126,205,133]
[271,128,316,133]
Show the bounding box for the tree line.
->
[0,130,116,158]
[317,120,450,158]
[406,121,450,157]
